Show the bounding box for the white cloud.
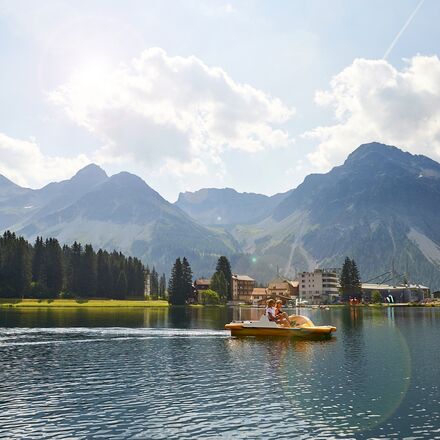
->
[49,47,294,175]
[304,55,440,170]
[0,133,90,187]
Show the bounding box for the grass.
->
[0,299,169,308]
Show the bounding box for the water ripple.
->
[1,308,440,438]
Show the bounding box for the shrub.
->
[371,290,382,304]
[199,289,221,305]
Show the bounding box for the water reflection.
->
[1,306,440,438]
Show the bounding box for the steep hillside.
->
[234,143,440,288]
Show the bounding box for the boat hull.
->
[225,323,336,339]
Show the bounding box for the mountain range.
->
[2,142,440,290]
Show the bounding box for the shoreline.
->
[0,299,169,308]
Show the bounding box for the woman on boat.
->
[265,299,277,321]
[275,300,291,327]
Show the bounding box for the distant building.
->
[194,278,211,292]
[298,269,340,304]
[361,283,430,302]
[144,272,151,298]
[232,274,255,302]
[193,278,211,302]
[250,287,269,304]
[267,278,299,299]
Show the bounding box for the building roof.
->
[232,274,255,281]
[251,287,268,295]
[195,278,211,285]
[268,278,299,289]
[362,283,429,291]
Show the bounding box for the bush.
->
[199,289,221,305]
[371,290,382,304]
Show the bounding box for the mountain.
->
[3,143,440,289]
[175,187,291,225]
[0,164,108,231]
[4,167,239,276]
[231,142,440,288]
[0,175,33,229]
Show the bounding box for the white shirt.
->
[265,306,277,319]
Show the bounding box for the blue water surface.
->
[0,306,439,439]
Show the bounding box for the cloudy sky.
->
[1,0,439,201]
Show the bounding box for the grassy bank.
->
[0,299,169,308]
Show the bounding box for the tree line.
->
[0,231,166,299]
[168,255,233,305]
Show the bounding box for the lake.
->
[1,306,439,439]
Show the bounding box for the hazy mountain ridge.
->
[175,187,291,226]
[2,142,440,289]
[1,166,240,276]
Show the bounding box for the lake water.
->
[1,306,439,439]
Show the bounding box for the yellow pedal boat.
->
[225,315,336,339]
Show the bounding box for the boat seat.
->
[288,315,314,327]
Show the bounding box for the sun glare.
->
[72,58,113,85]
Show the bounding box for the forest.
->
[0,231,165,299]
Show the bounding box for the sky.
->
[1,0,440,201]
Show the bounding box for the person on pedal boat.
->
[275,299,291,327]
[265,299,290,327]
[265,299,277,321]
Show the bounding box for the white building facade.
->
[298,269,340,304]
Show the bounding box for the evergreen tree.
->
[0,232,32,298]
[80,244,97,297]
[182,257,194,303]
[350,259,362,300]
[134,259,145,296]
[210,270,228,301]
[32,237,46,284]
[150,267,159,299]
[159,273,166,298]
[215,256,232,300]
[97,250,111,298]
[44,238,63,297]
[126,257,135,296]
[169,258,184,305]
[66,242,82,296]
[116,271,128,298]
[340,257,362,301]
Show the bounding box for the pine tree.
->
[150,267,159,299]
[116,271,128,298]
[134,259,145,296]
[97,250,111,298]
[80,244,97,297]
[215,256,232,300]
[350,259,362,300]
[45,238,63,297]
[67,242,82,296]
[340,257,362,302]
[182,257,194,303]
[169,258,184,305]
[210,270,228,301]
[32,237,46,283]
[159,273,166,298]
[0,232,32,298]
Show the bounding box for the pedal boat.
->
[225,315,336,339]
